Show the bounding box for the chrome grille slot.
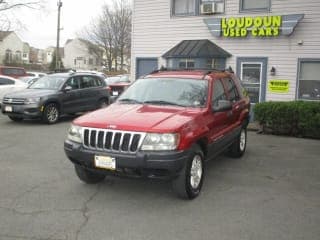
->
[3,97,25,105]
[83,128,146,153]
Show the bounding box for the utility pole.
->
[56,0,62,71]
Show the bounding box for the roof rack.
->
[147,67,234,79]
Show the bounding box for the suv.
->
[1,72,109,123]
[64,70,250,199]
[0,66,27,79]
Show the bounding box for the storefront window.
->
[298,60,320,101]
[173,0,195,15]
[240,0,270,12]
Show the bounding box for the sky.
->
[13,0,108,49]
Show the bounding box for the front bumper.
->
[1,103,42,119]
[64,139,190,179]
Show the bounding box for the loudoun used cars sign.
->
[204,14,304,38]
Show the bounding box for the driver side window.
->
[212,79,227,108]
[65,77,80,90]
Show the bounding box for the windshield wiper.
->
[143,100,186,107]
[118,98,142,104]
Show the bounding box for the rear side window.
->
[80,76,102,88]
[212,79,227,108]
[0,77,14,85]
[223,78,240,102]
[2,68,25,76]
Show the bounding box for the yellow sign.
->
[268,80,289,93]
[221,16,282,37]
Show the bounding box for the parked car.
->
[26,71,47,78]
[0,75,28,105]
[105,74,131,98]
[64,69,250,199]
[1,72,110,123]
[0,66,27,79]
[19,76,39,85]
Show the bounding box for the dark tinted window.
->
[80,76,101,88]
[0,77,14,85]
[212,80,227,108]
[2,68,25,76]
[223,78,240,102]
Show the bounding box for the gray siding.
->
[131,0,320,101]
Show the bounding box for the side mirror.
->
[213,100,232,112]
[63,86,72,92]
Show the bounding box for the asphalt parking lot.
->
[0,114,319,240]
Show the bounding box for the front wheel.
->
[172,145,204,199]
[227,127,247,158]
[74,165,106,184]
[42,103,59,124]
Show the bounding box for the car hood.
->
[74,103,204,132]
[4,88,57,98]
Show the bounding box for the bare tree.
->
[80,0,132,72]
[0,0,44,30]
[113,0,132,71]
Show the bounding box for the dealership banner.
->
[204,14,304,38]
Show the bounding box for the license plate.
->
[94,155,116,170]
[5,106,13,112]
[112,91,119,96]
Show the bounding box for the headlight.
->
[25,97,41,104]
[67,124,83,143]
[141,133,179,151]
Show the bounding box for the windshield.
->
[28,75,67,90]
[118,78,208,108]
[106,77,121,84]
[106,75,130,85]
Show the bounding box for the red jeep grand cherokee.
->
[64,69,250,199]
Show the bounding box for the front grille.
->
[83,128,146,153]
[2,97,25,105]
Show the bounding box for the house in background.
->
[63,38,103,70]
[0,31,27,64]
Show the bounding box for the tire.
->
[74,165,106,184]
[227,127,247,158]
[42,103,59,124]
[9,116,23,122]
[172,144,204,199]
[97,98,109,109]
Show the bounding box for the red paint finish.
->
[74,70,250,151]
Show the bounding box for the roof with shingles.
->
[162,39,231,58]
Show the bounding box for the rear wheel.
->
[42,103,59,124]
[172,145,204,199]
[9,116,23,122]
[228,127,247,158]
[74,165,106,184]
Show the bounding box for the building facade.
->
[63,39,103,71]
[0,31,29,65]
[131,0,320,103]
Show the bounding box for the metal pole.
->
[56,0,62,71]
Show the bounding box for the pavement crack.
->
[75,185,101,240]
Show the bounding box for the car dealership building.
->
[131,0,320,104]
